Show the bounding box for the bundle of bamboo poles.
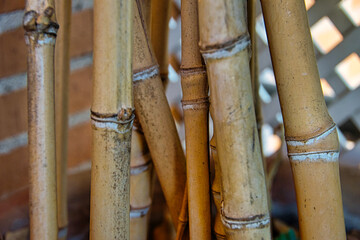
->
[22,0,346,239]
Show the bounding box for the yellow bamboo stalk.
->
[133,0,186,228]
[210,136,226,240]
[54,0,71,239]
[130,121,153,240]
[150,0,172,86]
[180,0,211,239]
[260,0,346,239]
[23,0,58,238]
[90,0,134,238]
[175,186,189,240]
[198,0,271,238]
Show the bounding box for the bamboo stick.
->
[150,0,172,86]
[130,121,153,240]
[180,0,211,239]
[23,1,58,238]
[260,0,346,239]
[210,136,226,240]
[90,0,134,239]
[133,0,186,228]
[198,0,271,238]
[140,0,152,32]
[175,186,189,240]
[54,0,71,239]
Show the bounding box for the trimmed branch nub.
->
[23,7,58,36]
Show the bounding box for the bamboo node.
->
[180,67,207,76]
[182,97,209,110]
[91,111,135,134]
[130,158,152,175]
[200,34,250,60]
[286,124,336,147]
[289,151,339,162]
[23,8,58,35]
[130,205,151,218]
[133,65,159,82]
[220,207,270,230]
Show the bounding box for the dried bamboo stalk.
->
[260,0,346,239]
[133,0,186,227]
[175,186,189,240]
[210,136,226,240]
[181,0,211,239]
[198,0,271,238]
[90,0,134,239]
[130,122,153,240]
[54,0,71,239]
[23,0,58,238]
[140,0,152,31]
[150,0,172,86]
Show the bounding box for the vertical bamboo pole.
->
[210,136,226,240]
[150,0,172,86]
[260,0,346,239]
[181,0,211,239]
[23,0,58,239]
[133,0,186,228]
[198,0,271,238]
[90,0,134,239]
[130,121,153,240]
[54,0,71,239]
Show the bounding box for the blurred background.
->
[0,0,359,239]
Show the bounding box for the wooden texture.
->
[180,0,211,239]
[54,0,71,238]
[23,0,58,238]
[198,0,270,238]
[90,0,134,239]
[260,0,346,239]
[133,0,186,228]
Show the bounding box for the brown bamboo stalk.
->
[198,0,271,238]
[54,0,71,239]
[140,0,152,32]
[90,0,134,238]
[133,0,186,228]
[150,0,172,86]
[23,0,58,238]
[180,0,211,239]
[175,186,189,240]
[129,121,153,240]
[260,0,346,239]
[210,136,227,240]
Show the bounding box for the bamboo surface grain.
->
[24,0,59,239]
[133,0,186,228]
[198,0,271,239]
[54,0,71,238]
[181,0,211,239]
[260,0,346,239]
[90,0,134,239]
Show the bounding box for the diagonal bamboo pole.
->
[90,0,134,239]
[210,136,226,240]
[180,0,211,239]
[23,0,58,238]
[54,0,71,239]
[260,0,346,239]
[198,0,271,238]
[150,0,172,87]
[133,0,186,228]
